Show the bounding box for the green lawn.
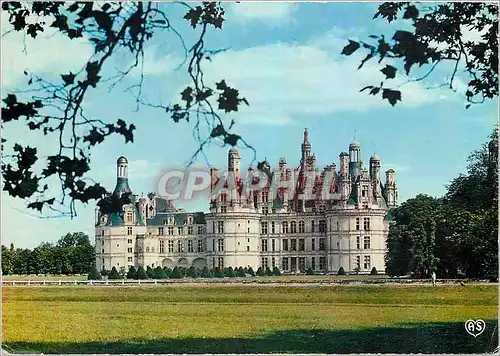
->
[2,284,498,354]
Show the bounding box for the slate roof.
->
[146,211,206,226]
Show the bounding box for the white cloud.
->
[1,12,93,88]
[228,2,297,25]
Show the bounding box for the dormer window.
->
[188,215,193,225]
[168,216,174,225]
[126,211,133,223]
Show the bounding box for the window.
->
[282,257,289,271]
[261,222,268,234]
[218,221,224,234]
[127,239,133,244]
[319,238,326,251]
[262,239,268,252]
[336,221,339,230]
[262,191,269,203]
[319,257,326,270]
[290,221,297,233]
[319,220,326,233]
[128,257,133,262]
[311,257,316,270]
[101,230,105,236]
[198,226,204,235]
[178,227,184,235]
[218,239,224,252]
[247,246,250,251]
[188,240,194,253]
[167,227,174,235]
[356,256,361,269]
[158,227,164,236]
[298,257,306,271]
[272,257,276,267]
[311,238,315,251]
[272,239,275,252]
[126,212,133,223]
[362,186,368,197]
[221,206,227,213]
[290,239,297,251]
[261,257,268,268]
[101,240,104,246]
[355,218,360,230]
[220,193,228,202]
[127,227,133,235]
[364,236,371,249]
[282,239,289,251]
[102,258,105,265]
[188,226,194,235]
[177,240,183,253]
[299,239,305,251]
[364,256,371,270]
[159,240,165,253]
[212,239,215,252]
[168,240,174,253]
[128,247,133,253]
[271,221,275,234]
[101,248,104,253]
[146,247,150,253]
[168,216,174,225]
[282,221,289,233]
[363,218,371,231]
[356,236,360,250]
[212,222,216,233]
[217,256,224,269]
[298,221,305,233]
[262,206,269,215]
[311,220,315,233]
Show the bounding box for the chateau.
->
[95,129,398,274]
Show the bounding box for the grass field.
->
[2,284,498,354]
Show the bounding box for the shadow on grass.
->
[4,320,498,354]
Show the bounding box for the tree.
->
[225,267,235,278]
[237,267,246,277]
[146,266,154,279]
[136,266,148,280]
[213,267,224,278]
[170,266,183,279]
[2,2,250,218]
[127,266,137,279]
[256,267,265,277]
[342,3,498,108]
[337,267,346,276]
[187,266,198,278]
[153,266,167,279]
[88,266,101,280]
[200,266,212,278]
[1,246,13,275]
[248,267,255,277]
[265,267,273,276]
[272,266,281,276]
[370,267,378,275]
[57,232,90,248]
[163,267,172,278]
[305,267,314,276]
[108,266,121,279]
[386,194,441,277]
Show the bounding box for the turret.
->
[301,128,312,165]
[228,147,240,176]
[348,141,362,178]
[113,156,132,197]
[384,169,398,207]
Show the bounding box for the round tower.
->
[113,156,132,197]
[348,141,361,178]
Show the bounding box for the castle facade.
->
[95,129,397,274]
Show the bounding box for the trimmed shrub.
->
[337,267,346,276]
[305,267,315,275]
[225,267,235,278]
[187,266,198,278]
[248,267,255,277]
[100,268,109,277]
[126,266,137,279]
[370,267,378,275]
[108,266,121,280]
[272,266,281,276]
[146,266,154,278]
[265,267,273,276]
[136,266,149,279]
[163,267,172,278]
[179,267,187,277]
[213,267,224,278]
[243,267,249,274]
[154,266,167,279]
[256,267,265,276]
[237,267,246,277]
[200,266,211,278]
[88,266,101,280]
[170,266,183,279]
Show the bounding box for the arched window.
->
[290,221,297,234]
[298,221,305,233]
[282,221,288,234]
[146,247,150,253]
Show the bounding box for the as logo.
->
[464,319,486,338]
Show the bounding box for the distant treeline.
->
[1,232,95,275]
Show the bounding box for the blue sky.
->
[1,2,497,249]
